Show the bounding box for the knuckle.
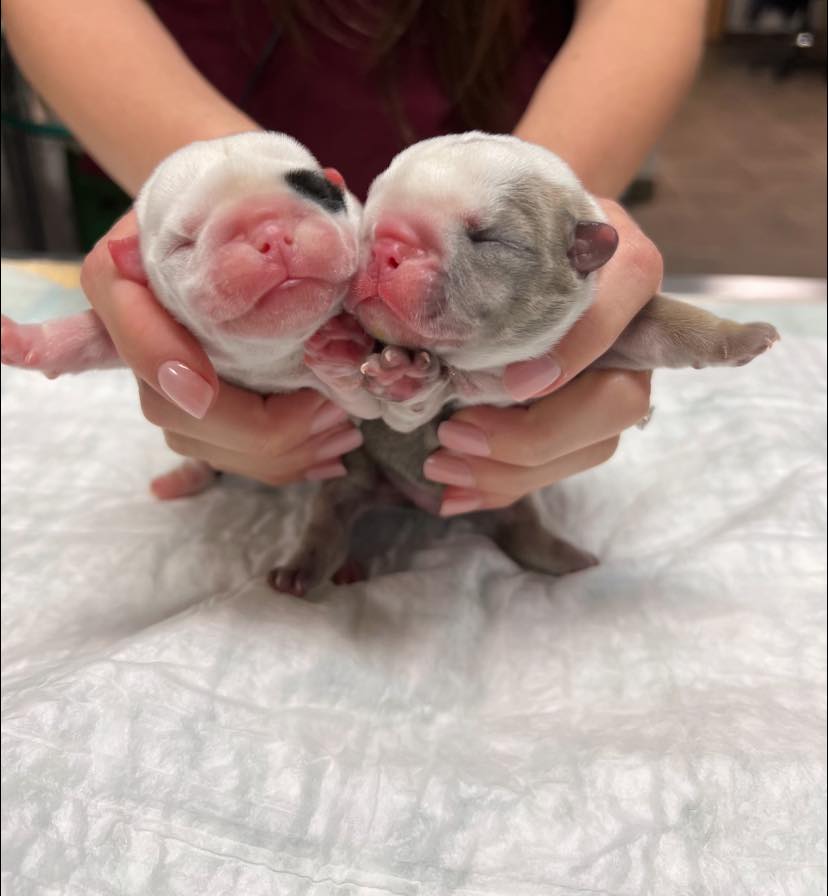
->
[79,243,109,299]
[262,471,291,487]
[599,198,624,219]
[596,370,652,427]
[626,233,664,291]
[163,431,190,456]
[138,384,168,427]
[252,397,294,457]
[512,410,554,467]
[509,433,548,468]
[595,435,621,465]
[484,493,519,510]
[259,461,303,487]
[625,371,653,422]
[254,425,290,459]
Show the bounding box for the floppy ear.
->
[322,167,346,190]
[108,236,147,285]
[567,222,618,275]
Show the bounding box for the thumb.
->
[81,211,219,418]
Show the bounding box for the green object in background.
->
[64,149,131,253]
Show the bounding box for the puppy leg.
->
[268,450,378,597]
[1,311,122,377]
[594,295,779,371]
[486,497,599,576]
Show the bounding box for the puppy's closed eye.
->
[466,226,499,244]
[467,227,531,256]
[163,239,195,261]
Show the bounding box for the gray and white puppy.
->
[283,132,779,595]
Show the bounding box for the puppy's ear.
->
[108,236,147,285]
[567,222,618,275]
[322,167,346,190]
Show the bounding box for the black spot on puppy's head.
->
[285,169,345,213]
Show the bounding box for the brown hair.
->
[256,1,526,142]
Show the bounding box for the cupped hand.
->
[424,199,661,515]
[80,210,362,488]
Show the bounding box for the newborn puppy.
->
[2,132,377,495]
[283,132,780,594]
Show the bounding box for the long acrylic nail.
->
[304,461,347,481]
[313,426,363,462]
[502,356,562,401]
[309,401,349,435]
[440,494,483,517]
[157,361,214,418]
[437,420,491,457]
[423,453,477,487]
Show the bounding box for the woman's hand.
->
[423,200,660,516]
[80,211,362,488]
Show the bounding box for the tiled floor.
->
[631,45,827,278]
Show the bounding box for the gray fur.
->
[271,134,780,596]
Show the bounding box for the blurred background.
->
[1,0,826,278]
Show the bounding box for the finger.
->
[140,379,353,455]
[150,460,218,500]
[426,435,621,511]
[80,211,219,418]
[162,422,361,485]
[502,200,663,401]
[437,369,651,467]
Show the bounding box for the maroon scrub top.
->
[149,1,575,199]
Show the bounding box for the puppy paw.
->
[268,565,316,598]
[304,313,375,388]
[726,321,780,367]
[331,558,366,585]
[360,345,442,402]
[697,321,780,369]
[1,316,53,376]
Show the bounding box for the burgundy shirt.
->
[149,1,575,199]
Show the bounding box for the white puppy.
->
[2,132,377,495]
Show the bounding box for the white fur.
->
[135,132,362,395]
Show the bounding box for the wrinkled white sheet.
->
[1,277,826,895]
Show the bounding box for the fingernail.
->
[313,426,363,462]
[304,461,347,481]
[309,401,349,435]
[157,361,214,418]
[440,494,483,517]
[502,356,562,401]
[423,453,477,487]
[437,421,491,457]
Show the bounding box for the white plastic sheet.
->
[1,277,826,895]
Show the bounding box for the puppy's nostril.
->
[258,241,271,255]
[388,256,400,269]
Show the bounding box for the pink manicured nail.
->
[309,401,349,435]
[305,461,347,481]
[440,495,483,517]
[313,426,363,462]
[502,356,562,401]
[423,453,476,487]
[157,361,214,418]
[437,421,491,457]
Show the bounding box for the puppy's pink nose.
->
[249,221,294,258]
[371,237,424,275]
